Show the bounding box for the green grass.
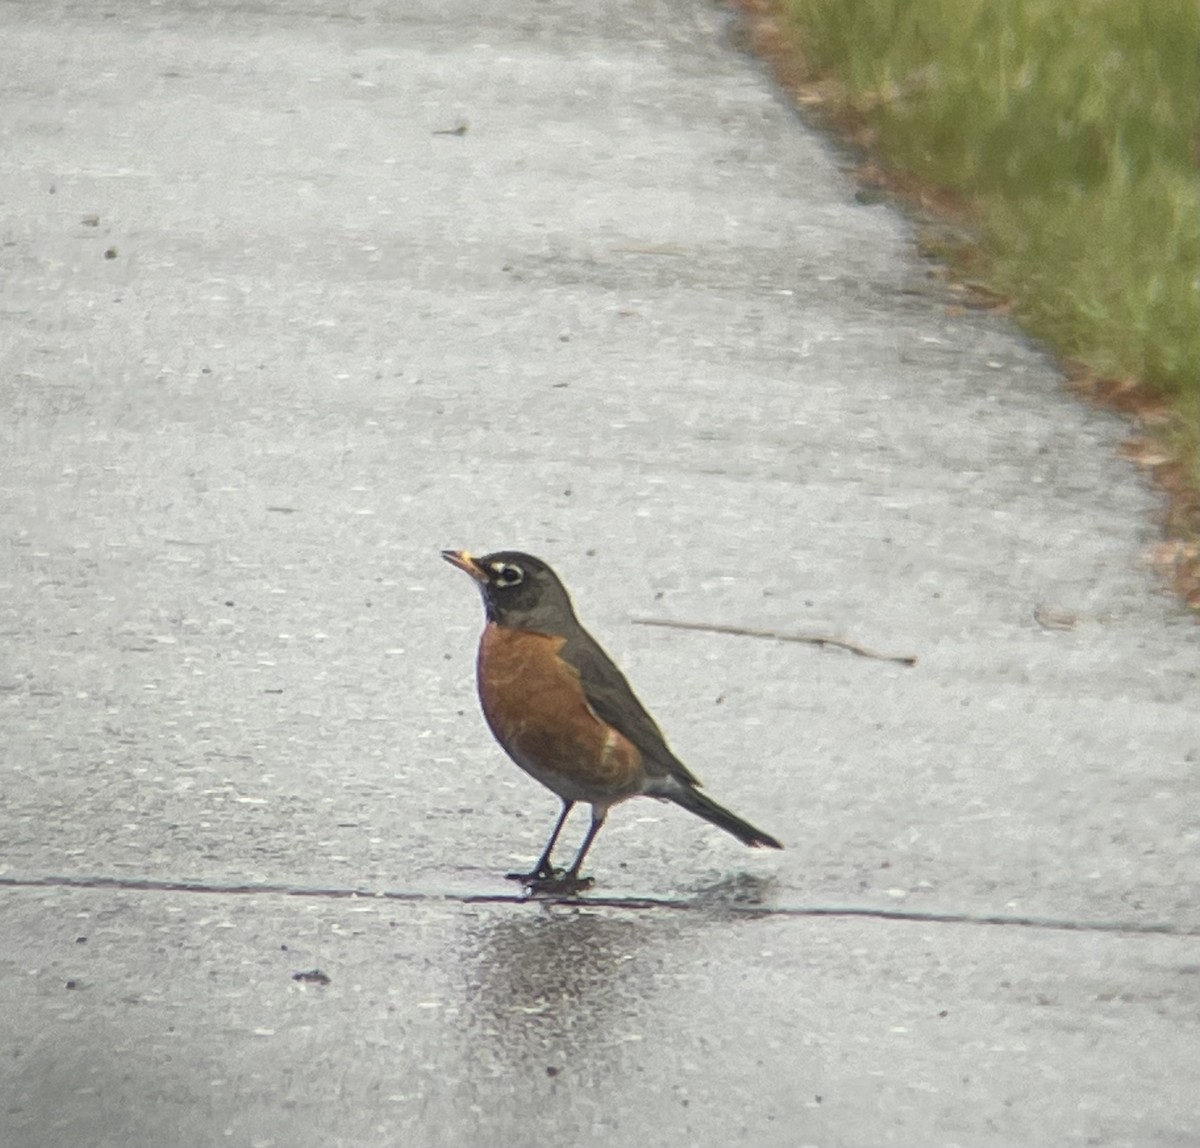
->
[781,0,1200,485]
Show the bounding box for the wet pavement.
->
[2,1,1198,1145]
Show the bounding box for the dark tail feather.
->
[666,786,783,849]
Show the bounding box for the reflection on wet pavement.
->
[460,910,680,1073]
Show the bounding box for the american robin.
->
[442,549,783,892]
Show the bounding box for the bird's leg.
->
[564,809,605,882]
[529,807,605,895]
[506,799,574,884]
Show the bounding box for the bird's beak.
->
[441,549,489,583]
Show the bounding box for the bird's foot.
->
[504,863,556,884]
[504,860,594,896]
[525,871,594,897]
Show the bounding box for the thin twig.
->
[631,617,917,666]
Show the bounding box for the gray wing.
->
[560,627,701,787]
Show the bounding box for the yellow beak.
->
[440,549,489,583]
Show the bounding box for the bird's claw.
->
[504,864,556,884]
[504,866,594,896]
[526,872,595,897]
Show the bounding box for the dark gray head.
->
[441,549,580,632]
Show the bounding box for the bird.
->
[442,549,782,893]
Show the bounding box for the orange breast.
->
[476,623,643,802]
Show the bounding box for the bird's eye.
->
[490,562,524,587]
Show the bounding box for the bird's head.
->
[441,549,579,632]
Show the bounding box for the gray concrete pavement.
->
[2,1,1197,1146]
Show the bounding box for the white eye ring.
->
[490,562,524,587]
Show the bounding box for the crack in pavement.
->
[1,873,1193,936]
